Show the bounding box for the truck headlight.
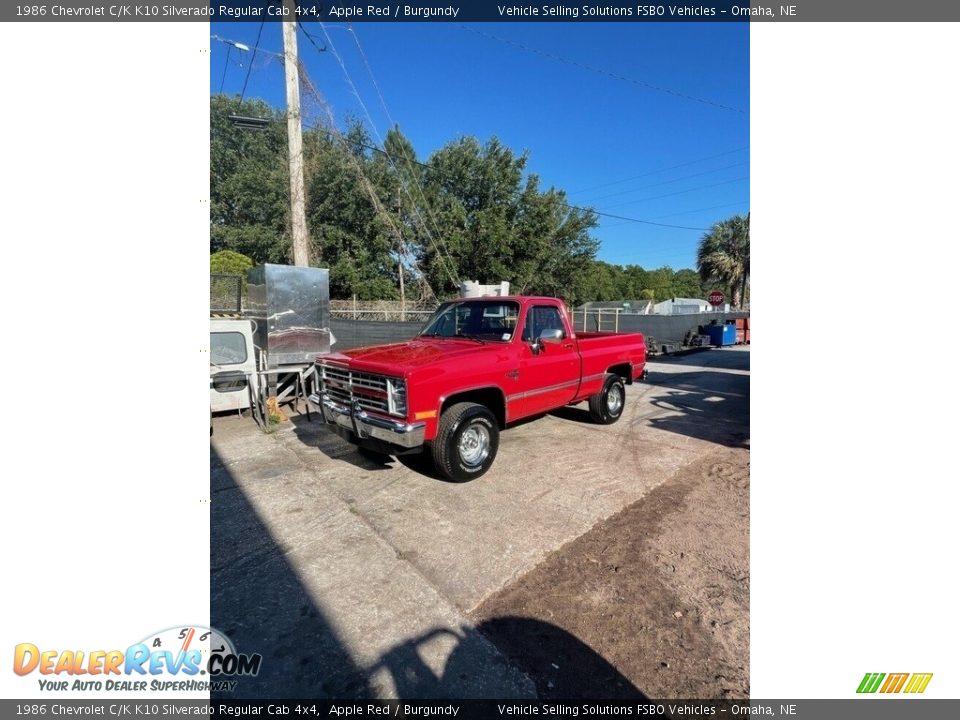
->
[387,378,407,417]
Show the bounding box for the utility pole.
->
[395,187,405,318]
[282,1,311,266]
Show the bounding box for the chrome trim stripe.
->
[505,372,613,403]
[506,378,580,403]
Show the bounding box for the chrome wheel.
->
[458,424,490,467]
[606,384,624,415]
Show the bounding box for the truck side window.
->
[522,306,566,342]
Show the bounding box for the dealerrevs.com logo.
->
[857,672,933,694]
[13,625,261,693]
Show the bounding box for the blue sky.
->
[210,21,749,270]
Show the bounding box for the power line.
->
[459,25,747,115]
[295,47,451,299]
[301,127,715,232]
[214,33,737,235]
[585,210,709,231]
[312,21,461,286]
[346,24,394,129]
[310,128,714,231]
[239,14,268,103]
[597,201,748,230]
[320,23,746,233]
[646,200,749,221]
[343,22,457,273]
[218,46,231,94]
[211,34,283,61]
[583,161,749,204]
[297,21,326,54]
[214,97,724,234]
[570,146,748,195]
[598,176,749,212]
[298,69,428,289]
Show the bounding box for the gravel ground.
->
[471,444,749,699]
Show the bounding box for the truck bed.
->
[572,330,646,402]
[576,330,641,342]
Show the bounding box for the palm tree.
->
[697,213,750,309]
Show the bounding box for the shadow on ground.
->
[286,413,448,479]
[644,350,750,448]
[211,444,368,698]
[286,412,396,472]
[475,617,648,700]
[211,445,642,698]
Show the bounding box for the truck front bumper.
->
[308,393,426,450]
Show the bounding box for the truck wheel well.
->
[607,363,633,385]
[441,388,506,429]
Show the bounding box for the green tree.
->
[697,213,750,308]
[304,124,400,299]
[209,96,290,262]
[210,250,254,282]
[671,268,704,299]
[210,97,606,303]
[620,265,650,299]
[570,262,714,305]
[418,137,598,304]
[576,261,620,302]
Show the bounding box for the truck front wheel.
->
[589,373,626,425]
[431,402,499,482]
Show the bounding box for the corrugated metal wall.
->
[330,319,426,351]
[572,311,749,349]
[329,313,748,353]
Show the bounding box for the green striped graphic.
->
[857,672,886,693]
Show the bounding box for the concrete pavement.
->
[210,347,749,698]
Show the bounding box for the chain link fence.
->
[329,299,437,322]
[211,274,242,314]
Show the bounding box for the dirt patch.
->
[471,446,749,699]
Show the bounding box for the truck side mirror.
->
[538,328,564,343]
[531,328,563,354]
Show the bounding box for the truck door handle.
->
[562,343,574,349]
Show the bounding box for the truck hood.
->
[318,338,506,376]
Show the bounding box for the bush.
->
[210,250,254,287]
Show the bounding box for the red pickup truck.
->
[309,296,646,481]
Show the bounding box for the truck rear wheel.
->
[589,373,626,425]
[431,402,499,482]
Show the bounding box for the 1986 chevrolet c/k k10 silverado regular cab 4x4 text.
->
[309,296,647,481]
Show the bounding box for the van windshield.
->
[420,300,520,343]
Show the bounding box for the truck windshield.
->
[420,300,521,343]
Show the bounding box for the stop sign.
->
[708,290,725,306]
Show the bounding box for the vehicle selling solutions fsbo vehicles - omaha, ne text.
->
[309,296,647,481]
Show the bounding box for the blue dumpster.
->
[705,324,737,347]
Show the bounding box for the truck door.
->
[513,304,581,417]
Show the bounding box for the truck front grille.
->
[320,364,391,416]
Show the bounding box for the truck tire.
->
[588,373,626,425]
[431,402,499,482]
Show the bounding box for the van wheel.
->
[432,402,499,482]
[589,374,626,425]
